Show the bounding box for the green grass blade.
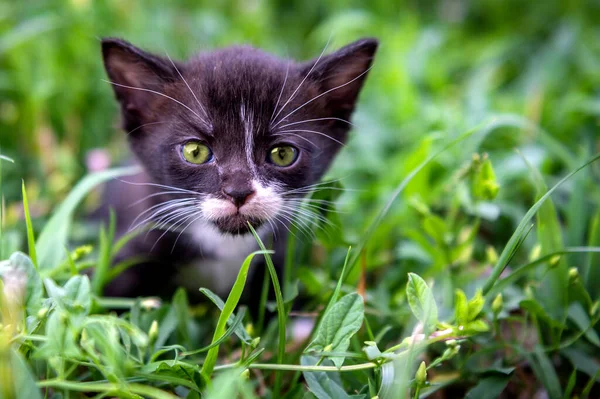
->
[21,181,38,269]
[200,249,272,379]
[483,152,600,296]
[518,152,567,324]
[248,224,286,396]
[344,124,485,283]
[36,166,140,270]
[584,210,600,299]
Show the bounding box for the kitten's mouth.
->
[211,214,264,235]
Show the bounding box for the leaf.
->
[21,181,37,269]
[454,289,468,326]
[200,250,272,378]
[467,289,485,321]
[36,166,140,270]
[482,152,600,296]
[0,349,43,399]
[199,288,252,344]
[464,374,511,399]
[35,309,82,360]
[520,154,568,323]
[63,275,92,315]
[584,209,600,298]
[567,303,600,347]
[306,293,364,368]
[345,124,484,283]
[527,346,562,399]
[406,273,438,330]
[0,252,43,316]
[301,356,364,399]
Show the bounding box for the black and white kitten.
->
[100,37,378,300]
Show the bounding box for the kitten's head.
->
[102,37,377,235]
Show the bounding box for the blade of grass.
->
[344,124,485,283]
[21,181,38,269]
[518,151,567,326]
[36,166,140,270]
[200,249,272,379]
[584,210,600,299]
[483,152,600,296]
[248,224,286,396]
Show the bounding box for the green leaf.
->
[406,273,438,330]
[527,346,562,399]
[63,275,92,315]
[35,308,82,361]
[0,252,43,316]
[306,293,364,368]
[454,289,468,326]
[301,356,364,399]
[345,125,484,283]
[520,154,568,323]
[199,288,252,344]
[21,181,37,269]
[584,209,600,298]
[482,152,600,296]
[467,289,485,321]
[36,166,140,270]
[0,349,43,399]
[464,374,510,399]
[200,250,272,378]
[567,303,600,347]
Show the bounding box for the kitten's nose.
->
[222,185,255,208]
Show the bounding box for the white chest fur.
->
[172,221,264,295]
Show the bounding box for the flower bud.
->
[492,293,503,315]
[415,361,427,386]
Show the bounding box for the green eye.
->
[182,141,212,164]
[269,145,298,167]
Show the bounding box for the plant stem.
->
[37,380,179,399]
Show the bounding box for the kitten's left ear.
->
[305,38,378,117]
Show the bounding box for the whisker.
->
[130,200,197,231]
[270,37,332,128]
[126,121,168,136]
[270,62,290,124]
[102,80,205,122]
[275,129,345,147]
[276,117,353,130]
[129,191,199,207]
[272,132,318,148]
[166,53,210,126]
[271,65,373,128]
[115,179,201,195]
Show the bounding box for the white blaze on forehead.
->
[240,103,257,176]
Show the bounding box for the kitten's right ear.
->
[102,38,177,129]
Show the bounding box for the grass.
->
[1,0,600,397]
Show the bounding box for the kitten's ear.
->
[101,38,178,129]
[305,38,378,117]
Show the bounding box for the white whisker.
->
[271,66,373,129]
[275,129,345,147]
[270,37,332,128]
[102,80,205,122]
[166,53,210,127]
[276,117,353,130]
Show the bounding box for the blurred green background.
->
[1,0,599,257]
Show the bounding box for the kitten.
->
[100,37,378,301]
